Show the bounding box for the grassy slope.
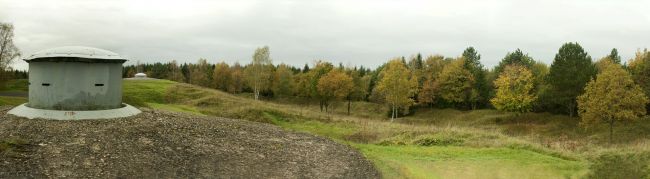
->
[120,80,587,178]
[0,79,599,178]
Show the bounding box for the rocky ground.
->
[0,106,379,178]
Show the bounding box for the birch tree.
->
[245,46,272,100]
[0,23,20,71]
[0,23,20,86]
[376,59,418,121]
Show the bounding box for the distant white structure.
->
[125,72,155,80]
[134,73,147,78]
[8,46,141,120]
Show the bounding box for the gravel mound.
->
[0,106,380,178]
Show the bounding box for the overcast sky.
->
[2,0,650,70]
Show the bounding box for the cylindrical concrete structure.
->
[24,46,127,110]
[134,73,147,78]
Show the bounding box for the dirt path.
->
[0,106,380,178]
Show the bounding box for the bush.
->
[344,131,379,143]
[376,133,466,147]
[413,137,464,146]
[586,152,650,179]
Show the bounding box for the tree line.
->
[123,44,650,141]
[2,20,647,142]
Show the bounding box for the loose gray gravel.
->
[0,106,380,178]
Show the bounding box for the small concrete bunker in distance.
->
[7,46,141,120]
[134,73,147,78]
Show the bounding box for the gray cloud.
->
[2,0,650,70]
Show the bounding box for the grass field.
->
[0,79,28,92]
[0,96,26,106]
[120,80,594,178]
[5,79,650,178]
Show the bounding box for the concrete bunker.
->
[8,46,141,120]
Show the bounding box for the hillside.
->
[3,79,650,178]
[119,80,590,178]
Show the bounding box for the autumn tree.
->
[346,68,371,115]
[595,57,616,72]
[629,49,650,112]
[407,54,424,95]
[308,61,334,111]
[229,62,245,93]
[577,60,648,144]
[376,59,418,121]
[213,62,231,91]
[436,57,475,108]
[0,23,20,86]
[272,64,294,97]
[189,59,212,87]
[418,55,447,106]
[245,46,273,100]
[530,61,553,111]
[547,42,596,117]
[491,65,536,113]
[293,72,312,98]
[167,60,185,82]
[317,69,353,113]
[125,68,136,79]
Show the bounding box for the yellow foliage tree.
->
[189,59,211,87]
[167,60,184,82]
[436,57,474,107]
[418,55,446,106]
[228,62,245,94]
[629,49,650,101]
[491,65,536,113]
[317,69,353,112]
[272,64,294,97]
[245,46,273,100]
[577,60,648,144]
[213,62,231,91]
[376,59,418,121]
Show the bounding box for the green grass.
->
[122,80,176,107]
[355,144,586,179]
[0,96,27,106]
[0,79,28,92]
[118,80,595,178]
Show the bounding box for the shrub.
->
[344,131,379,143]
[413,137,464,146]
[586,152,650,179]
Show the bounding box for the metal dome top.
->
[24,46,127,63]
